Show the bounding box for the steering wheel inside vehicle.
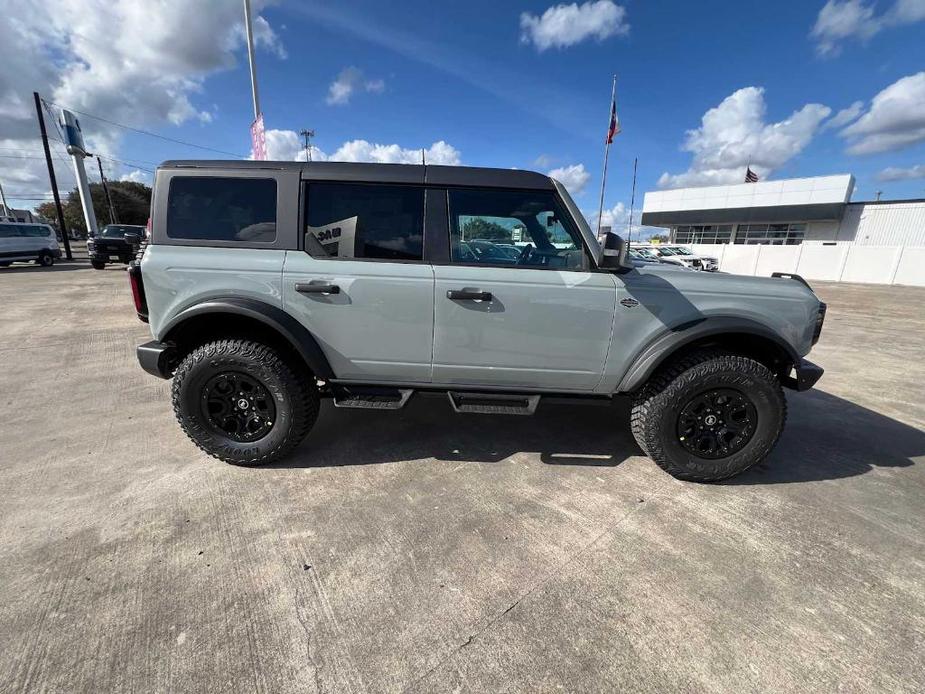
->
[517,243,534,265]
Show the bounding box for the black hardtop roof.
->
[157,160,555,189]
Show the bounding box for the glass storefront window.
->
[734,223,806,245]
[674,224,733,244]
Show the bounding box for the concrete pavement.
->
[0,260,922,693]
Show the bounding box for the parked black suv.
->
[88,224,145,269]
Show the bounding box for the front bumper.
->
[782,358,824,391]
[137,340,176,379]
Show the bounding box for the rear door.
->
[282,180,435,383]
[0,224,12,259]
[431,187,616,391]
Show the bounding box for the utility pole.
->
[243,0,261,120]
[875,190,883,201]
[299,129,315,162]
[96,156,117,225]
[33,92,72,259]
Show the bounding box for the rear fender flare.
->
[160,297,334,380]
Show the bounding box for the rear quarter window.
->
[166,177,277,243]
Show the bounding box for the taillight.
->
[128,263,148,322]
[812,302,826,345]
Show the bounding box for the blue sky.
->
[3,0,925,224]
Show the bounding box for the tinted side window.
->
[447,188,587,271]
[305,183,424,261]
[0,224,13,238]
[166,177,277,242]
[26,226,48,237]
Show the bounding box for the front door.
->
[432,187,617,391]
[282,181,435,383]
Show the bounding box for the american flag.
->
[745,166,759,183]
[606,95,620,144]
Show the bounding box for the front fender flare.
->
[616,316,800,393]
[161,297,335,380]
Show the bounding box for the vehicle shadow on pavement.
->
[275,395,635,469]
[729,389,923,485]
[0,263,88,274]
[275,389,923,484]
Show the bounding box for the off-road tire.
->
[38,251,54,267]
[90,260,106,270]
[171,339,319,466]
[630,351,786,482]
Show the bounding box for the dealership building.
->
[640,174,925,286]
[641,174,925,246]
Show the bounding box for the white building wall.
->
[688,243,925,287]
[836,201,925,246]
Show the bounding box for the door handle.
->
[447,289,492,301]
[296,282,340,295]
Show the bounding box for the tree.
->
[648,233,669,244]
[461,217,512,242]
[35,181,152,236]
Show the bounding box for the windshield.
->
[666,246,693,255]
[634,247,660,259]
[100,225,141,238]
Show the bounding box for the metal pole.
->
[243,0,261,120]
[0,178,10,218]
[595,75,617,237]
[34,92,72,259]
[96,156,117,224]
[627,157,638,243]
[71,154,98,237]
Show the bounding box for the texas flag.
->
[606,95,621,144]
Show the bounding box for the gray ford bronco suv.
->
[130,160,825,482]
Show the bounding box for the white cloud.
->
[328,139,461,165]
[520,1,629,51]
[548,163,591,195]
[0,0,286,207]
[811,0,878,56]
[120,169,152,184]
[811,0,925,56]
[325,67,386,106]
[840,72,925,154]
[658,87,831,189]
[585,201,658,240]
[822,100,865,130]
[876,164,925,181]
[263,129,461,165]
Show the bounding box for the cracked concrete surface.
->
[0,256,923,693]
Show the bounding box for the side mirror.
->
[599,231,629,269]
[123,233,140,245]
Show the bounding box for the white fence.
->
[688,244,925,287]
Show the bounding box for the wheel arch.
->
[161,297,334,380]
[617,317,800,393]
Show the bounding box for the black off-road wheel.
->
[630,351,786,482]
[171,339,319,466]
[90,260,106,270]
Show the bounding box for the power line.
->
[44,99,247,158]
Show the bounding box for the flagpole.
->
[596,74,617,237]
[627,156,638,243]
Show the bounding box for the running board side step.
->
[332,386,414,410]
[447,391,540,415]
